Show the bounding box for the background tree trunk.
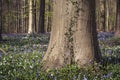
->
[38,0,45,33]
[45,0,53,33]
[0,0,3,41]
[47,0,52,32]
[28,0,33,34]
[105,0,109,31]
[99,0,106,31]
[42,0,101,70]
[33,0,37,33]
[115,0,120,37]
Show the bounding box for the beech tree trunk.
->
[115,0,120,37]
[33,0,37,33]
[105,0,109,31]
[0,0,2,41]
[42,0,101,69]
[45,0,53,32]
[99,0,106,31]
[38,0,45,33]
[47,0,52,32]
[28,0,33,33]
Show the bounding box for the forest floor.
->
[0,32,120,79]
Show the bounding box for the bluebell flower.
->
[106,49,113,54]
[97,32,114,41]
[32,59,35,63]
[54,76,57,80]
[77,74,80,80]
[103,72,112,78]
[36,72,39,79]
[83,75,87,80]
[73,75,76,80]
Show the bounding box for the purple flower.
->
[83,75,87,80]
[103,72,112,78]
[54,76,57,80]
[106,49,113,54]
[73,75,76,80]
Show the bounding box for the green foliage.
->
[0,53,44,80]
[0,48,6,55]
[0,52,120,80]
[101,37,120,46]
[0,33,120,79]
[0,34,49,54]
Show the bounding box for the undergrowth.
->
[0,33,120,79]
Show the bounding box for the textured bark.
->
[96,0,100,31]
[115,0,120,37]
[21,0,24,33]
[17,1,21,33]
[38,0,45,33]
[28,0,33,33]
[45,0,53,32]
[33,0,37,33]
[42,0,101,70]
[47,0,52,32]
[107,0,116,31]
[99,0,106,31]
[0,0,2,41]
[105,0,109,31]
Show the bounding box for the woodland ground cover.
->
[0,32,120,80]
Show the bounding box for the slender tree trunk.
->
[115,0,120,37]
[28,0,33,34]
[96,0,100,31]
[42,0,101,70]
[7,1,10,33]
[25,0,28,33]
[47,0,53,32]
[108,0,116,31]
[45,0,52,32]
[20,0,23,33]
[38,0,45,33]
[33,0,37,33]
[17,1,20,33]
[45,0,49,33]
[99,0,106,31]
[0,0,3,41]
[105,0,109,31]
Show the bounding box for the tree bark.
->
[28,0,33,34]
[0,0,3,41]
[45,0,53,32]
[42,0,101,70]
[115,0,120,37]
[38,0,45,33]
[105,0,109,31]
[99,0,106,31]
[33,0,37,33]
